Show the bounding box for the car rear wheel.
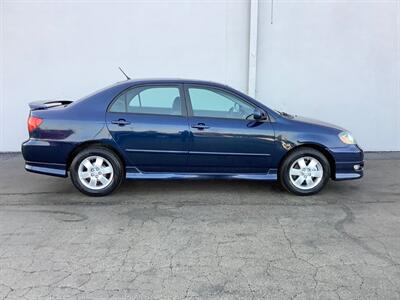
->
[70,146,123,196]
[279,147,330,196]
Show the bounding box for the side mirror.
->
[252,109,266,120]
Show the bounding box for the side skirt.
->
[125,169,278,181]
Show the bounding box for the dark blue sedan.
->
[22,79,364,196]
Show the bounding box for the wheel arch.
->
[278,144,336,179]
[66,141,126,171]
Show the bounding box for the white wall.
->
[257,0,400,151]
[0,0,399,151]
[0,0,250,151]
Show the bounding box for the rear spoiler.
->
[29,100,73,111]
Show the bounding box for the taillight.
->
[28,116,43,133]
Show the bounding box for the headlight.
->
[339,131,356,144]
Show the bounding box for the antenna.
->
[118,67,131,80]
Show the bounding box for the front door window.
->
[188,87,255,120]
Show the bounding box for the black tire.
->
[70,146,124,196]
[279,147,330,196]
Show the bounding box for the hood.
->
[280,112,346,132]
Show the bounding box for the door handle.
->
[111,119,131,126]
[191,123,210,130]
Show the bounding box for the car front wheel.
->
[70,146,123,196]
[279,147,330,196]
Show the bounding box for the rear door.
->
[184,84,275,173]
[106,84,190,172]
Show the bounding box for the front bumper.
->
[327,145,364,180]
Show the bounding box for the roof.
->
[113,78,230,88]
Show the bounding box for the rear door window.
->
[109,86,183,116]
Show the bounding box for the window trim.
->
[107,83,187,117]
[183,84,270,122]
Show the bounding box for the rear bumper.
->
[22,139,72,177]
[25,162,67,177]
[327,145,364,181]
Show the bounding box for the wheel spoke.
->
[311,170,323,178]
[98,176,109,186]
[308,159,318,169]
[95,157,104,168]
[101,166,112,174]
[80,171,91,179]
[295,176,305,186]
[306,177,314,186]
[89,177,97,188]
[297,158,307,169]
[290,168,302,176]
[83,160,93,171]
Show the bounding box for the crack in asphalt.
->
[0,209,88,222]
[335,204,399,266]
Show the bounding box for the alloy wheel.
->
[289,156,323,190]
[78,156,114,190]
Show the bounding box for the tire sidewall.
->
[70,147,123,196]
[280,148,330,196]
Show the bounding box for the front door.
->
[106,84,189,172]
[184,85,275,173]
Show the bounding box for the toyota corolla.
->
[22,79,364,196]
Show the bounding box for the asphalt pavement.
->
[0,153,399,299]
